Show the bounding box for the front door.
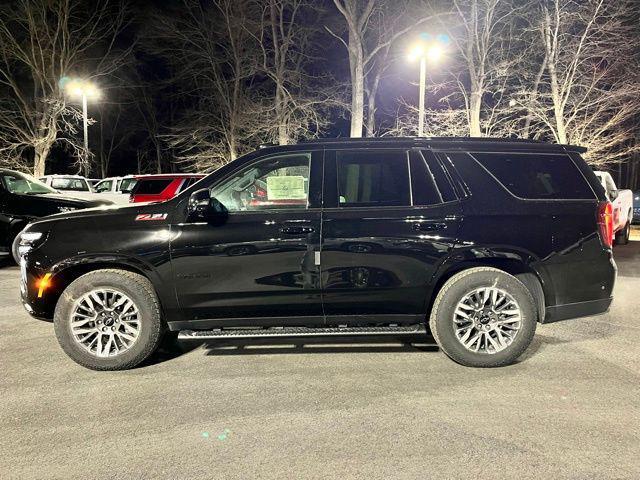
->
[170,150,324,326]
[320,148,462,325]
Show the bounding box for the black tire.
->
[615,220,630,245]
[429,267,537,368]
[54,269,163,371]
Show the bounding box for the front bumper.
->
[542,297,613,324]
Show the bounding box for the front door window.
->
[211,153,311,211]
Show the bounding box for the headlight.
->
[12,230,48,262]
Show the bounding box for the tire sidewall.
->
[431,269,537,367]
[54,271,161,370]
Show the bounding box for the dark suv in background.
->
[15,138,616,370]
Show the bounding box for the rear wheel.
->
[615,219,630,245]
[429,267,537,367]
[54,269,163,370]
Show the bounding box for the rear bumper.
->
[542,297,612,324]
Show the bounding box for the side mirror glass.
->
[187,188,228,223]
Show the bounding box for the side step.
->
[178,324,426,340]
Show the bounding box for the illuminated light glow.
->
[408,43,443,63]
[408,44,424,61]
[427,45,442,61]
[36,273,52,298]
[64,79,101,99]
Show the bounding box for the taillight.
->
[597,201,613,248]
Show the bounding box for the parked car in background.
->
[93,176,138,204]
[129,173,204,203]
[1,169,111,260]
[39,175,95,201]
[594,171,633,244]
[633,191,640,225]
[16,137,616,371]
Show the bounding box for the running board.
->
[178,324,426,340]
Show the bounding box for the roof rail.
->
[296,136,546,145]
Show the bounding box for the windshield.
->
[1,171,57,195]
[50,177,91,191]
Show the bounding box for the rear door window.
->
[336,150,410,207]
[133,179,173,195]
[471,152,594,200]
[410,151,457,205]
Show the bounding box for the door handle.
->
[280,226,315,234]
[412,222,447,232]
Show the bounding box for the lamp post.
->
[63,79,100,175]
[408,34,447,137]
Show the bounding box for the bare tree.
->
[134,83,163,174]
[434,0,520,137]
[330,0,441,137]
[0,0,130,175]
[254,0,340,145]
[526,0,640,164]
[152,0,268,171]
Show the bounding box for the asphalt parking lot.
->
[1,240,640,480]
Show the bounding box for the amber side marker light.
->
[36,273,52,298]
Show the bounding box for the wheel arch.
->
[42,256,169,321]
[428,257,546,323]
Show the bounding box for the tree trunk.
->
[469,88,482,137]
[345,15,365,139]
[365,69,381,137]
[156,141,162,174]
[275,81,289,145]
[350,60,364,137]
[523,55,547,139]
[33,144,49,177]
[548,61,567,144]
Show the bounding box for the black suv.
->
[1,168,110,260]
[16,138,616,370]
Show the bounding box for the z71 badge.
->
[135,213,168,221]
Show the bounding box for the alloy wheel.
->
[70,288,141,357]
[453,286,522,354]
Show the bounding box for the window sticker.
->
[266,176,306,200]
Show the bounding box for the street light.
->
[408,34,448,137]
[63,78,100,174]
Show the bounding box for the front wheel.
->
[54,269,163,370]
[429,267,537,368]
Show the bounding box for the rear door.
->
[319,148,462,325]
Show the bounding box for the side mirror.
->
[609,189,619,201]
[187,188,228,223]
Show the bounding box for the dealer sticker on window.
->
[266,176,306,200]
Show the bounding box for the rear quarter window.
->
[471,152,594,200]
[133,179,173,195]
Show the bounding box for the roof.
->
[260,136,587,153]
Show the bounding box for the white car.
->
[39,175,95,201]
[594,171,633,245]
[93,176,138,204]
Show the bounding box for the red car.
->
[129,174,204,203]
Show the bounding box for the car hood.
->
[30,199,173,226]
[30,193,111,208]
